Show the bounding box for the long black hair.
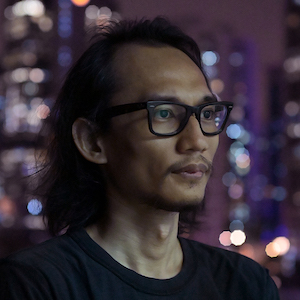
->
[36,17,209,236]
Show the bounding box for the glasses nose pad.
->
[182,110,201,131]
[193,109,201,125]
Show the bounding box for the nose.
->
[176,114,211,154]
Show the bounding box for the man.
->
[0,18,279,299]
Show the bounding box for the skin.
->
[72,44,219,279]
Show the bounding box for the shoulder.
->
[180,238,280,299]
[180,238,280,295]
[3,233,72,264]
[0,230,83,278]
[0,231,86,299]
[182,237,263,272]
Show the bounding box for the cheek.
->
[109,135,173,187]
[210,136,219,160]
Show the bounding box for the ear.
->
[72,118,107,164]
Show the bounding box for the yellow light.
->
[71,0,90,7]
[273,237,290,256]
[236,153,251,169]
[211,79,224,94]
[265,242,280,258]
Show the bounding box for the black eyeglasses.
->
[104,100,234,137]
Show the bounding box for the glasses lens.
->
[200,104,228,134]
[151,103,186,135]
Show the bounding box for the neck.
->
[86,197,183,279]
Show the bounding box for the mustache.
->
[165,155,213,176]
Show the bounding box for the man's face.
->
[100,44,219,211]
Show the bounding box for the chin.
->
[144,193,205,213]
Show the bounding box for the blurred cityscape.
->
[0,0,299,298]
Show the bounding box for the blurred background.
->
[0,0,299,298]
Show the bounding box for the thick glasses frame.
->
[105,100,234,137]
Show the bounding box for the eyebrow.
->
[203,95,218,103]
[139,94,218,105]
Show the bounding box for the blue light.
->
[222,172,237,187]
[58,24,72,38]
[250,186,264,201]
[27,199,43,215]
[58,46,72,67]
[272,187,287,201]
[59,0,72,9]
[229,220,244,232]
[226,124,242,139]
[202,51,219,66]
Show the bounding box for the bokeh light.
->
[226,124,243,139]
[273,237,291,255]
[85,5,99,19]
[38,16,53,32]
[71,0,90,7]
[271,186,287,201]
[230,230,246,246]
[229,106,245,122]
[23,82,39,96]
[58,46,73,67]
[287,123,300,138]
[12,0,45,18]
[235,153,251,169]
[202,51,219,66]
[36,104,50,119]
[210,79,224,94]
[219,230,232,246]
[222,172,237,187]
[266,237,290,258]
[29,68,45,83]
[284,101,299,117]
[99,6,112,19]
[228,184,244,199]
[229,220,244,232]
[11,68,29,83]
[284,56,300,73]
[229,52,244,67]
[27,199,43,215]
[229,203,250,222]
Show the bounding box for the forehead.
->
[111,44,211,106]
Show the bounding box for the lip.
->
[172,163,209,179]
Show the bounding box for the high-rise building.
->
[0,0,119,257]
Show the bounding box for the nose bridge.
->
[192,106,201,123]
[187,106,201,132]
[187,112,202,133]
[176,106,209,154]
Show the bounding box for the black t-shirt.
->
[0,228,279,299]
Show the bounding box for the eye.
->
[201,109,214,120]
[153,107,175,120]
